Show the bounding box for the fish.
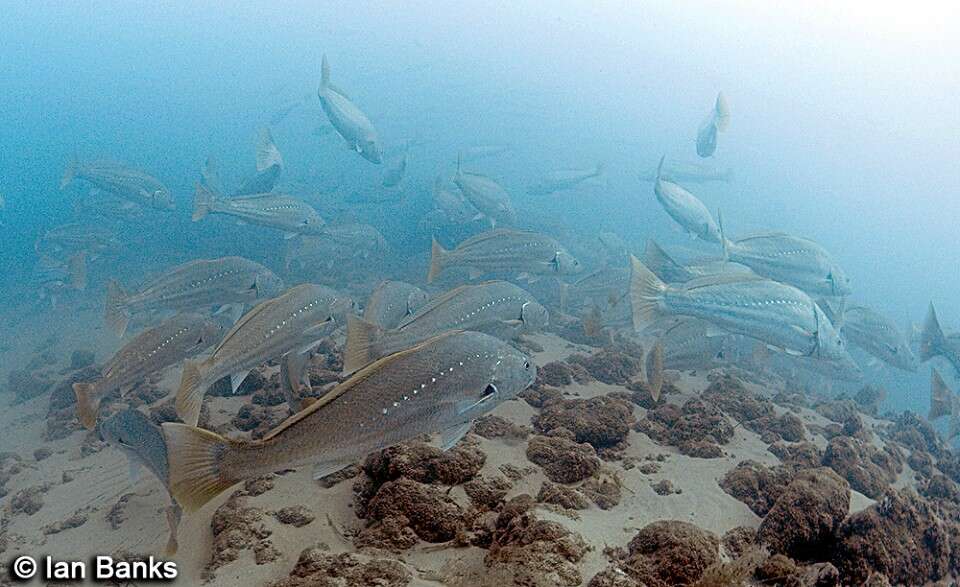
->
[362,280,429,330]
[455,145,510,163]
[285,223,389,272]
[35,223,120,261]
[720,230,852,298]
[381,152,407,188]
[643,239,754,284]
[74,189,145,222]
[345,280,548,372]
[105,256,284,338]
[163,330,536,511]
[629,255,858,372]
[564,267,630,311]
[656,318,733,372]
[639,159,733,184]
[35,253,88,308]
[428,229,581,283]
[696,92,730,158]
[841,305,918,372]
[72,313,224,429]
[192,184,326,238]
[98,409,183,555]
[175,283,353,426]
[653,156,722,243]
[425,176,480,227]
[453,154,516,228]
[526,163,604,195]
[61,160,174,210]
[920,304,960,376]
[318,55,383,164]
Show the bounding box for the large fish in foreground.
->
[99,410,182,555]
[192,183,326,238]
[105,256,283,338]
[345,281,548,373]
[175,284,353,426]
[428,229,581,283]
[362,280,429,329]
[629,256,857,371]
[453,154,516,228]
[920,304,960,376]
[841,305,918,372]
[318,55,383,164]
[526,164,604,196]
[653,156,721,243]
[163,330,536,511]
[721,231,852,298]
[696,92,730,158]
[73,313,224,429]
[61,160,174,210]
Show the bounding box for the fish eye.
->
[482,384,498,397]
[523,361,530,369]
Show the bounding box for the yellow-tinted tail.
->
[175,361,206,427]
[162,423,240,512]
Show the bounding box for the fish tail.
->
[629,255,667,331]
[930,369,952,420]
[104,280,130,338]
[256,127,284,172]
[643,239,692,282]
[920,303,946,362]
[67,252,87,291]
[175,360,206,427]
[655,154,666,183]
[192,182,217,222]
[427,237,448,283]
[60,159,77,190]
[162,423,241,512]
[72,382,100,430]
[319,54,330,96]
[714,91,731,131]
[343,314,384,374]
[645,341,664,402]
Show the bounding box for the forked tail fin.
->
[628,255,668,331]
[427,237,448,283]
[175,361,206,427]
[162,423,241,512]
[920,303,946,362]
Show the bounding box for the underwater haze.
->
[2,2,960,585]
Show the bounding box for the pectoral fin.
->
[313,458,355,481]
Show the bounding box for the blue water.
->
[1,2,958,413]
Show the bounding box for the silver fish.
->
[61,160,174,210]
[99,409,182,555]
[454,154,515,228]
[721,231,852,298]
[696,92,730,158]
[921,304,960,377]
[192,184,325,238]
[643,240,754,284]
[73,313,224,429]
[105,256,284,338]
[639,159,733,184]
[526,164,603,196]
[362,280,429,330]
[175,284,353,426]
[841,305,917,372]
[422,176,480,228]
[285,223,389,272]
[653,156,721,243]
[630,256,857,371]
[232,127,285,196]
[428,229,581,283]
[163,330,535,511]
[35,223,120,260]
[318,55,383,164]
[345,280,548,372]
